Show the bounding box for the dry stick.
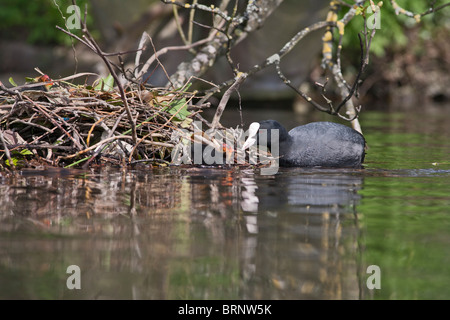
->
[147,36,175,89]
[24,96,83,150]
[52,72,99,83]
[331,34,367,115]
[81,32,138,146]
[187,0,199,45]
[61,134,174,161]
[326,1,366,129]
[165,0,284,89]
[0,82,23,99]
[134,32,149,74]
[198,20,334,107]
[161,0,234,23]
[5,144,74,151]
[135,35,215,80]
[420,2,450,16]
[0,129,14,169]
[82,112,128,169]
[127,94,195,163]
[9,119,54,133]
[390,0,450,21]
[86,116,107,146]
[172,2,189,47]
[247,6,369,126]
[61,135,133,159]
[107,111,127,138]
[31,97,87,149]
[28,123,62,145]
[55,22,138,147]
[330,15,377,132]
[211,73,247,130]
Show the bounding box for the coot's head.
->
[242,120,290,150]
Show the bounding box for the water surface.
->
[0,110,449,300]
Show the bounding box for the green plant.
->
[338,0,449,57]
[0,0,91,45]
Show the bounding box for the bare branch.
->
[135,30,219,81]
[390,0,450,22]
[162,0,285,89]
[0,129,15,169]
[59,1,138,147]
[211,72,247,130]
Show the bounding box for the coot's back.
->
[281,122,366,168]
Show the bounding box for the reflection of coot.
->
[254,170,363,213]
[285,173,362,207]
[253,120,366,168]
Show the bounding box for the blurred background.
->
[0,0,449,112]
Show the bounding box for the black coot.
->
[245,120,366,168]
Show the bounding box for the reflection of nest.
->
[0,74,276,170]
[0,167,184,231]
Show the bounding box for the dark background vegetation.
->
[0,0,449,111]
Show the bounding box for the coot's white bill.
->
[242,122,260,150]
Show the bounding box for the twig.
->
[172,1,189,47]
[161,0,234,23]
[0,129,14,169]
[0,82,23,100]
[196,19,334,110]
[211,73,247,130]
[24,96,83,150]
[162,0,284,89]
[390,0,450,22]
[4,144,74,151]
[135,32,149,71]
[61,135,134,159]
[56,4,138,146]
[127,94,195,163]
[135,33,216,80]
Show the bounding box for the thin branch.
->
[0,82,23,100]
[172,1,190,49]
[23,96,83,149]
[161,0,235,23]
[0,129,14,169]
[421,2,450,17]
[390,0,450,22]
[162,0,285,89]
[135,32,218,80]
[198,20,334,105]
[211,72,247,130]
[187,0,198,45]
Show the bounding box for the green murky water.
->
[0,110,449,300]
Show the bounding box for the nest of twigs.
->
[0,72,274,171]
[0,72,204,169]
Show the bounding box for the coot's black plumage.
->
[248,120,366,168]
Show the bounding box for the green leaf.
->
[19,149,33,156]
[180,118,193,128]
[9,77,17,87]
[163,98,191,121]
[5,158,18,167]
[355,6,364,15]
[180,82,192,93]
[94,74,114,91]
[105,98,123,106]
